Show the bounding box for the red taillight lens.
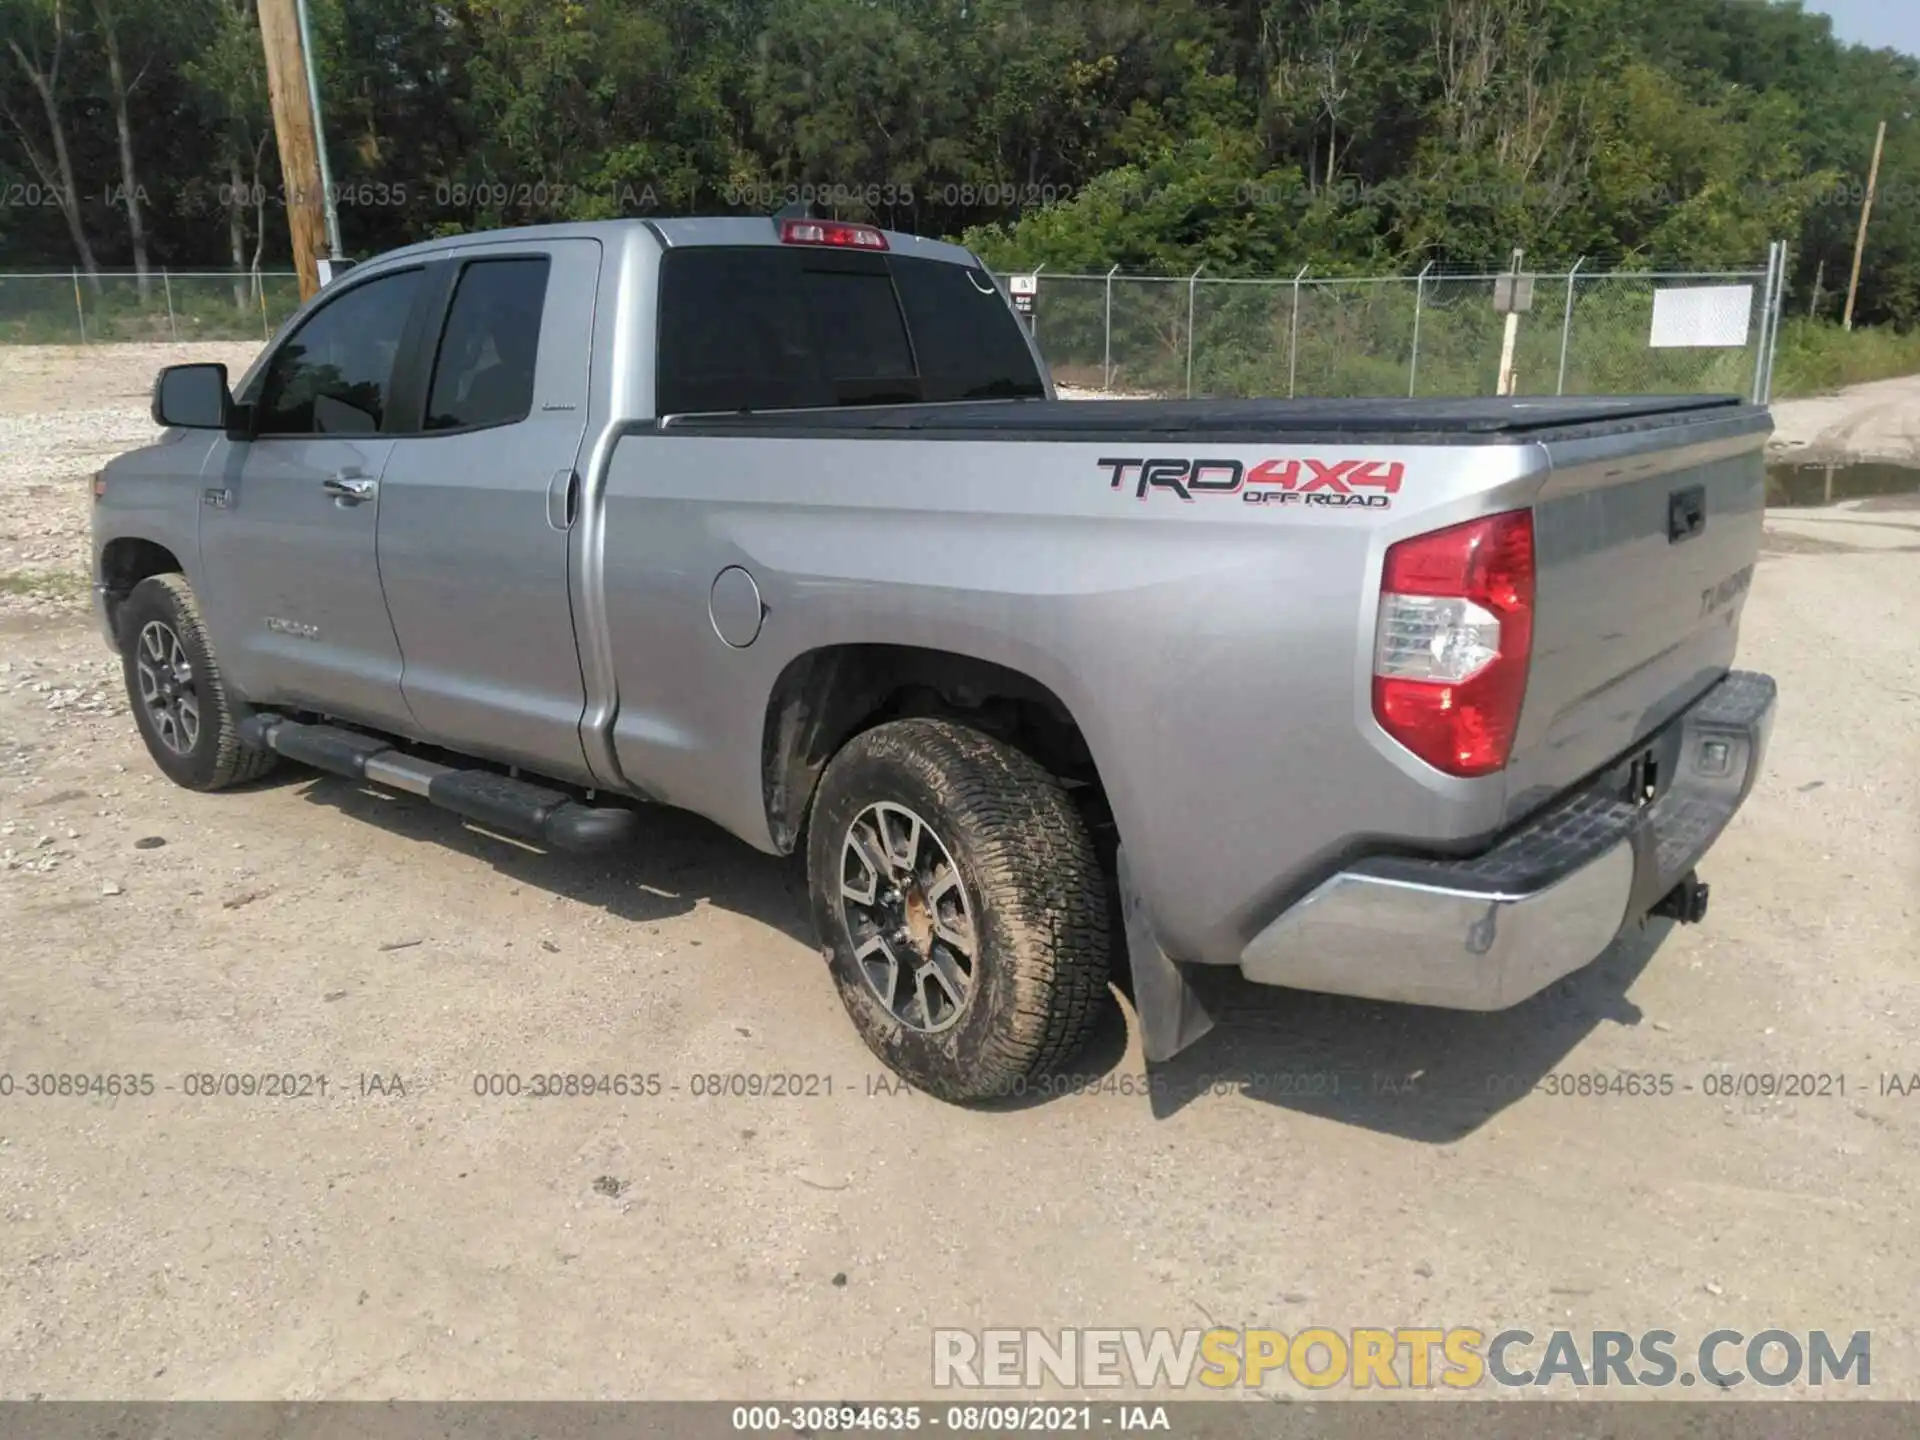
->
[779,218,889,251]
[1371,509,1535,777]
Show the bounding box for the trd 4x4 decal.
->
[1096,457,1404,509]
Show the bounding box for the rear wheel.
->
[806,718,1111,1103]
[119,573,277,791]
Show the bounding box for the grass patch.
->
[0,568,88,601]
[1770,319,1920,399]
[0,273,301,345]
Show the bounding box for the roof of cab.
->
[364,216,981,270]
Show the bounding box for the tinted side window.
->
[425,257,551,431]
[891,257,1044,401]
[255,268,423,436]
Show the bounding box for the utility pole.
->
[1843,119,1887,332]
[258,0,330,302]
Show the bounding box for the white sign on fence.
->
[1649,285,1754,349]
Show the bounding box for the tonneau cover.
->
[663,393,1757,442]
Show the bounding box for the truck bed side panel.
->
[596,431,1537,967]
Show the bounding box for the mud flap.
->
[1117,845,1215,1063]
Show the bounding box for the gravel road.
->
[2,344,1917,1402]
[1764,373,1920,466]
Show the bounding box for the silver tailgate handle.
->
[324,472,377,503]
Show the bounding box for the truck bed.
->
[632,384,1771,957]
[663,393,1753,441]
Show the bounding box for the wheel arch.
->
[760,643,1108,855]
[98,536,186,647]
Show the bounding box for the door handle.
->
[545,468,578,530]
[1667,484,1706,544]
[324,473,377,504]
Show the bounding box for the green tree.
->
[0,0,101,277]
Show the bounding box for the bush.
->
[1770,319,1920,398]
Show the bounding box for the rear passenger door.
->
[376,239,599,783]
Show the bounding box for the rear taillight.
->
[1372,509,1535,777]
[779,218,888,251]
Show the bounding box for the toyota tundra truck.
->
[91,215,1777,1101]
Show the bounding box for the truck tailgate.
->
[1503,409,1768,822]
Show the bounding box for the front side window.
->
[425,257,552,431]
[254,268,423,436]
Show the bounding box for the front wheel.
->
[118,573,277,791]
[806,718,1111,1103]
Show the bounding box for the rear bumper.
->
[1239,670,1776,1009]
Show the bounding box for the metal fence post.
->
[1766,242,1781,401]
[1556,257,1586,396]
[163,268,177,342]
[72,268,86,344]
[1752,244,1780,405]
[1408,260,1434,398]
[1103,263,1118,390]
[1185,263,1204,399]
[1760,240,1787,404]
[1287,265,1309,398]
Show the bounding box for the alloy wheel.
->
[838,801,979,1033]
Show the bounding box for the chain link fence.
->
[2,254,1786,403]
[1010,253,1786,403]
[0,270,303,344]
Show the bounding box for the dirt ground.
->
[2,344,1918,1402]
[1767,372,1920,467]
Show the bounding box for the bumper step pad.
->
[1238,670,1776,1011]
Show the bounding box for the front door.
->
[196,265,428,734]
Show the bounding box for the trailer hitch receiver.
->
[1650,870,1711,925]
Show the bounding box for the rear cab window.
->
[656,245,1043,415]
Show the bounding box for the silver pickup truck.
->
[92,215,1777,1101]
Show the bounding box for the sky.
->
[1804,0,1920,55]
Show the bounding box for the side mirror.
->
[152,363,232,430]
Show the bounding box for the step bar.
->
[238,716,638,853]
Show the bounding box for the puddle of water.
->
[1765,460,1920,508]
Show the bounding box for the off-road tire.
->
[806,718,1111,1103]
[119,573,277,791]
